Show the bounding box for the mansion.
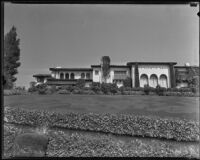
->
[33,60,199,88]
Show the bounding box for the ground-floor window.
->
[71,73,75,79]
[60,73,64,79]
[149,74,158,88]
[140,74,148,87]
[159,74,168,88]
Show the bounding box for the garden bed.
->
[4,107,199,142]
[3,123,199,158]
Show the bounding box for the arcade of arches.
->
[140,74,168,88]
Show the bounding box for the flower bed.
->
[4,124,199,158]
[4,107,199,142]
[47,131,199,157]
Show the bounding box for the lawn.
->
[4,94,199,121]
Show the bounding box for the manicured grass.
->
[4,94,199,121]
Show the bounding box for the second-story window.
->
[86,73,90,79]
[95,70,99,75]
[114,71,127,75]
[81,73,85,79]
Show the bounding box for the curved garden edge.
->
[4,107,200,142]
[3,123,200,158]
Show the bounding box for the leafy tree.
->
[123,77,132,87]
[101,56,110,83]
[76,79,86,88]
[144,84,150,95]
[4,26,21,89]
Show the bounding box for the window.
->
[95,70,99,75]
[71,73,75,80]
[86,73,90,79]
[81,73,85,79]
[65,73,69,79]
[60,73,64,79]
[114,71,127,75]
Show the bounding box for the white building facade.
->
[33,61,178,88]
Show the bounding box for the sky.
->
[4,3,199,89]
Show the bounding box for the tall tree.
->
[4,26,21,89]
[101,56,110,83]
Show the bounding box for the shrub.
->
[100,83,111,94]
[91,82,101,93]
[49,85,57,94]
[96,91,104,95]
[123,77,132,88]
[124,87,132,91]
[110,83,118,94]
[57,90,71,94]
[131,87,144,92]
[163,91,195,97]
[14,86,26,91]
[72,89,82,94]
[4,89,28,96]
[191,87,198,94]
[156,85,167,96]
[81,90,95,95]
[178,88,192,93]
[36,84,48,95]
[119,86,125,93]
[76,79,86,89]
[144,84,150,95]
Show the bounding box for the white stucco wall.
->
[109,68,130,83]
[92,67,130,83]
[51,71,56,78]
[138,64,171,88]
[92,68,102,83]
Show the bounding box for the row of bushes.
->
[4,107,199,142]
[27,82,199,97]
[4,124,198,158]
[47,131,199,157]
[4,89,30,96]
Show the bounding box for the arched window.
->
[149,74,158,88]
[81,73,85,79]
[159,74,168,88]
[140,74,148,87]
[60,73,64,79]
[71,73,75,80]
[65,73,69,79]
[86,73,90,79]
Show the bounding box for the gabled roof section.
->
[49,68,92,71]
[127,62,177,66]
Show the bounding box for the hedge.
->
[4,124,199,158]
[47,131,199,157]
[4,89,30,96]
[4,107,199,142]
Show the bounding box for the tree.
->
[4,26,21,89]
[76,79,86,88]
[123,77,132,87]
[101,56,110,83]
